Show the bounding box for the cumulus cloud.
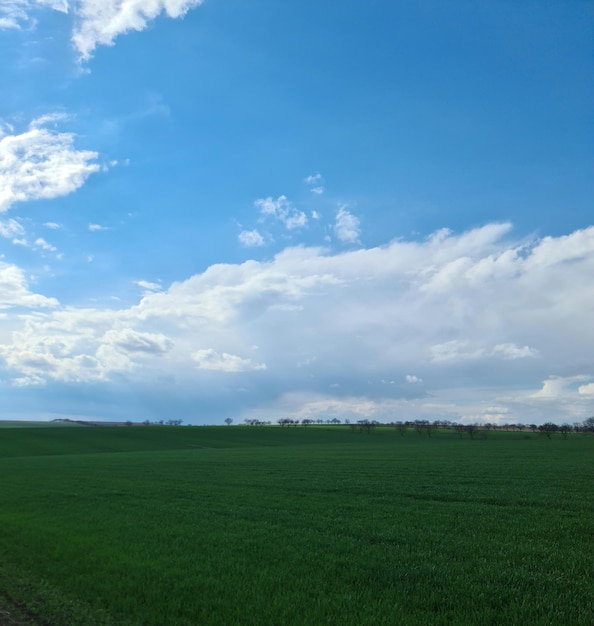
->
[255,195,308,230]
[238,229,265,247]
[334,206,360,243]
[0,117,100,212]
[192,348,267,373]
[1,223,594,424]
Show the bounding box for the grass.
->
[0,426,592,625]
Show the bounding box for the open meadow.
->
[0,425,592,625]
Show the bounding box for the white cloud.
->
[0,1,205,61]
[1,223,594,424]
[578,383,594,396]
[72,0,205,60]
[0,117,100,212]
[0,219,25,239]
[304,173,325,195]
[103,328,173,355]
[0,261,58,309]
[530,375,590,399]
[192,349,266,373]
[34,237,57,252]
[304,173,322,185]
[0,1,67,30]
[136,280,162,292]
[238,229,265,247]
[491,343,538,360]
[334,206,360,243]
[255,195,308,230]
[88,223,110,231]
[43,222,61,229]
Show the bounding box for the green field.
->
[0,426,592,625]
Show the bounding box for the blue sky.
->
[0,0,592,425]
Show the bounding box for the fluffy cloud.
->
[255,195,308,230]
[1,223,594,424]
[1,1,204,60]
[72,0,205,60]
[334,206,360,243]
[0,117,100,212]
[0,262,58,309]
[238,229,265,247]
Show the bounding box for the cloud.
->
[530,375,590,399]
[578,383,594,396]
[103,328,173,355]
[0,219,25,239]
[304,173,325,195]
[1,223,594,424]
[34,237,57,252]
[0,1,205,61]
[43,222,61,229]
[255,195,308,230]
[238,229,265,247]
[334,206,360,243]
[192,349,267,373]
[0,116,100,212]
[136,280,162,292]
[88,223,110,231]
[72,0,205,60]
[0,1,67,30]
[0,261,58,309]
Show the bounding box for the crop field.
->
[0,426,592,625]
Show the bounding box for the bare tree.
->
[224,418,233,426]
[558,423,572,438]
[539,422,558,439]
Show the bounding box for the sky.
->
[0,0,592,425]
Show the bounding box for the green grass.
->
[0,426,592,625]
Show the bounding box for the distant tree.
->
[539,422,558,439]
[583,417,594,433]
[224,418,233,426]
[558,423,572,439]
[453,423,465,438]
[125,420,133,427]
[394,421,406,436]
[529,424,538,433]
[357,419,375,434]
[465,423,478,439]
[143,420,150,426]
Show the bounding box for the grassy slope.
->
[0,427,592,625]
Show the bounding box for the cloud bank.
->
[1,222,593,423]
